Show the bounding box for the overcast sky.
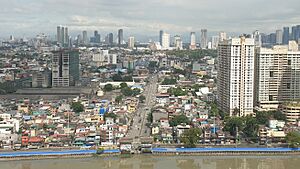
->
[1,0,300,39]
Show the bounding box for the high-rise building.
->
[283,27,290,45]
[57,26,61,44]
[200,29,208,49]
[159,30,164,46]
[91,30,101,44]
[161,33,170,49]
[61,26,65,45]
[82,31,88,45]
[64,27,69,47]
[190,32,196,50]
[252,30,262,47]
[276,29,283,44]
[174,35,183,50]
[52,50,80,87]
[128,36,135,49]
[108,33,113,45]
[291,26,297,40]
[217,37,255,116]
[211,36,219,49]
[254,41,300,111]
[118,29,123,45]
[219,31,227,42]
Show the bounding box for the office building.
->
[128,36,135,49]
[57,26,62,44]
[32,69,51,88]
[283,27,290,45]
[276,29,283,44]
[201,29,208,49]
[91,30,101,44]
[190,32,196,50]
[64,27,69,46]
[211,36,219,49]
[56,26,69,47]
[252,30,262,47]
[52,50,80,87]
[82,31,88,45]
[254,41,300,111]
[219,31,227,42]
[174,35,183,50]
[118,29,123,45]
[217,37,255,116]
[161,33,170,50]
[159,30,164,46]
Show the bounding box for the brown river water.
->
[0,155,299,169]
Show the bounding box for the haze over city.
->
[1,0,300,39]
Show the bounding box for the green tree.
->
[167,87,188,96]
[104,84,113,92]
[273,111,287,121]
[224,117,244,136]
[139,95,146,103]
[120,82,128,89]
[256,111,270,125]
[170,114,190,127]
[161,78,177,85]
[180,128,202,148]
[147,112,153,123]
[148,61,158,68]
[104,113,117,121]
[132,88,141,96]
[123,75,133,82]
[286,131,300,148]
[121,87,133,96]
[71,102,84,114]
[243,116,258,140]
[115,95,123,104]
[112,73,123,81]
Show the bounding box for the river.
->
[0,155,299,169]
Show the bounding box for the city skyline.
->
[1,0,300,38]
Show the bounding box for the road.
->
[127,74,158,139]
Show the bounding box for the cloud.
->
[0,0,299,39]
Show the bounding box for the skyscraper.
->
[128,36,135,49]
[64,27,69,47]
[291,26,297,40]
[108,33,113,45]
[219,31,227,42]
[283,27,290,45]
[57,26,61,43]
[217,37,255,116]
[82,31,88,45]
[190,32,196,50]
[252,30,262,47]
[254,41,300,111]
[93,30,101,43]
[161,33,170,50]
[118,29,123,45]
[159,30,164,46]
[52,49,80,87]
[211,36,219,49]
[61,26,65,45]
[276,29,283,44]
[174,35,183,50]
[200,29,208,49]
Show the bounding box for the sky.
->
[1,0,300,40]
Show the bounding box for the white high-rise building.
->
[128,36,135,49]
[162,33,170,50]
[211,36,219,49]
[201,29,208,49]
[190,32,196,50]
[252,30,262,47]
[276,29,283,44]
[219,31,227,42]
[254,41,300,111]
[174,35,183,50]
[217,37,255,116]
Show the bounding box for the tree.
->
[71,102,84,114]
[161,78,177,85]
[115,95,123,104]
[123,75,133,82]
[180,128,202,148]
[120,82,128,89]
[104,84,113,92]
[224,117,244,136]
[112,73,123,82]
[104,113,117,121]
[167,87,188,97]
[121,87,133,96]
[273,111,287,121]
[148,61,158,68]
[132,88,141,96]
[139,95,146,103]
[286,131,300,148]
[147,112,153,123]
[170,115,190,127]
[242,116,258,140]
[255,111,270,125]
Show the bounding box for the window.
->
[288,60,291,65]
[270,71,274,77]
[269,95,273,101]
[287,83,291,89]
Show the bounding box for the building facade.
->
[190,32,196,50]
[254,41,300,111]
[201,29,208,49]
[217,37,255,116]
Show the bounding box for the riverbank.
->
[1,147,300,161]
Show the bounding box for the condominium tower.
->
[217,37,255,116]
[254,41,300,111]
